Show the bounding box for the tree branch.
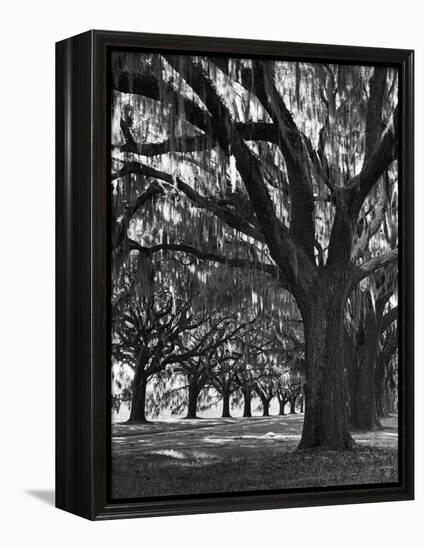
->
[112,181,163,250]
[249,60,316,260]
[365,68,388,162]
[118,117,278,157]
[119,133,212,156]
[112,159,265,242]
[114,71,279,149]
[129,240,283,281]
[350,104,398,209]
[162,55,314,289]
[353,248,398,285]
[114,71,214,137]
[351,179,389,261]
[381,305,398,334]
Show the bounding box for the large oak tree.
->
[111,54,398,449]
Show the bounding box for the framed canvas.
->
[56,30,414,520]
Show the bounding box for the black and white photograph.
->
[110,51,400,500]
[1,0,420,541]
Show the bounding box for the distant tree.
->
[225,315,282,417]
[375,325,398,418]
[253,365,280,416]
[152,312,258,418]
[175,353,215,419]
[234,367,260,418]
[112,284,215,422]
[112,291,170,422]
[210,351,244,418]
[346,267,398,429]
[276,381,290,416]
[275,367,304,415]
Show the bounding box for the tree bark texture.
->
[186,377,199,419]
[278,398,287,415]
[242,389,252,417]
[222,390,231,417]
[128,370,148,423]
[299,284,353,450]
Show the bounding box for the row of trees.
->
[111,53,399,449]
[112,272,305,421]
[112,267,397,428]
[113,353,305,421]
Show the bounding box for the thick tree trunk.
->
[222,390,231,418]
[278,398,287,415]
[351,328,381,430]
[380,369,397,416]
[374,357,387,418]
[242,390,252,417]
[386,387,397,414]
[298,395,304,413]
[129,371,148,423]
[348,364,361,427]
[261,397,271,417]
[345,330,360,427]
[299,290,353,450]
[186,378,199,419]
[289,398,297,414]
[375,380,385,418]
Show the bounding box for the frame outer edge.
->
[56,30,414,520]
[400,49,414,499]
[55,30,96,520]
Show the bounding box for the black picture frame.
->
[56,29,414,520]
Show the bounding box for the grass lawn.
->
[111,414,398,499]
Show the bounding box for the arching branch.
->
[114,70,278,148]
[381,306,398,334]
[353,248,398,286]
[351,179,389,261]
[128,239,285,283]
[112,159,265,242]
[112,181,163,250]
[162,55,314,288]
[249,60,316,260]
[365,67,388,162]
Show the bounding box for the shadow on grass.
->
[111,415,398,499]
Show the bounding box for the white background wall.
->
[0,1,421,548]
